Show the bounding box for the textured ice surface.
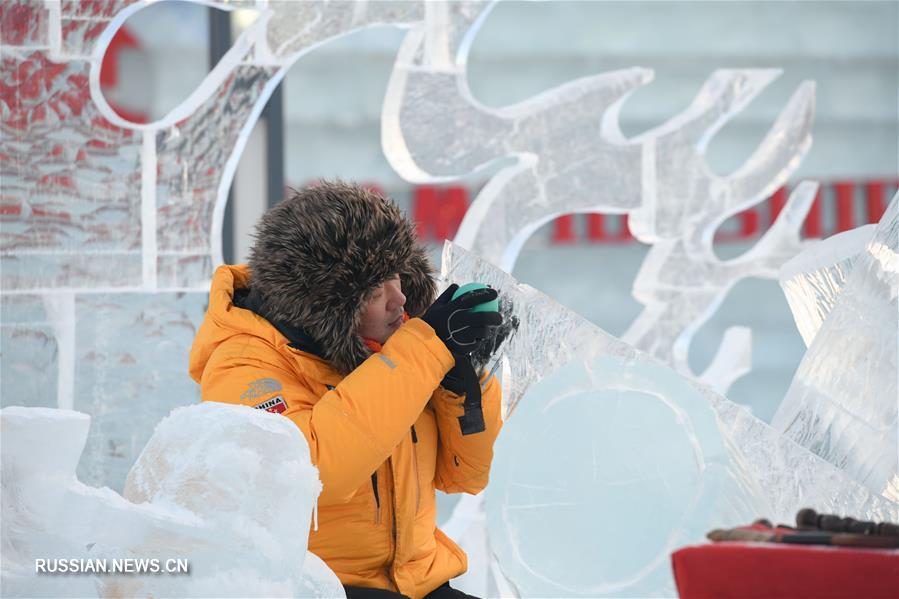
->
[385,25,814,265]
[0,0,429,490]
[1,407,105,598]
[265,1,423,59]
[706,393,897,519]
[441,241,898,595]
[773,194,899,501]
[0,291,207,490]
[382,5,817,391]
[622,182,818,391]
[779,224,876,347]
[73,292,209,489]
[488,356,769,597]
[1,295,64,410]
[1,403,342,598]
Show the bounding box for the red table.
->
[672,542,899,598]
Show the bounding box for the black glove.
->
[443,301,518,393]
[471,299,518,372]
[430,289,512,436]
[421,284,502,355]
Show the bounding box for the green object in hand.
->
[452,282,499,313]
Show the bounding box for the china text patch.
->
[254,395,287,414]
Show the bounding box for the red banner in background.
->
[405,180,897,245]
[413,185,469,241]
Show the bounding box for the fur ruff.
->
[248,181,436,374]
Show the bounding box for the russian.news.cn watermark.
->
[35,558,189,575]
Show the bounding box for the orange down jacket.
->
[188,265,503,598]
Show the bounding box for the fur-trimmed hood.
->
[247,181,436,374]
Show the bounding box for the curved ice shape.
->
[382,8,816,391]
[1,1,428,292]
[487,355,769,597]
[265,1,424,60]
[384,20,649,263]
[0,403,341,598]
[629,71,815,251]
[772,194,899,501]
[779,224,876,347]
[0,0,428,488]
[441,240,897,514]
[623,182,818,387]
[439,239,897,598]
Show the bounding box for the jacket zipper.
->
[410,426,420,514]
[371,472,381,524]
[386,458,399,592]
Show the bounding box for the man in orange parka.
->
[188,181,506,599]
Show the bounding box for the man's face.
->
[357,275,407,344]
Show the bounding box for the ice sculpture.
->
[772,194,899,502]
[623,182,818,390]
[443,244,899,584]
[439,241,897,595]
[0,0,436,287]
[381,4,817,391]
[488,356,769,597]
[443,243,897,497]
[0,0,429,489]
[779,224,876,347]
[0,403,343,598]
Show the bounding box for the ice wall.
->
[772,194,898,501]
[441,241,898,596]
[0,0,428,490]
[0,403,342,598]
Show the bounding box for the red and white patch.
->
[254,395,287,414]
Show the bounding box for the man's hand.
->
[422,284,502,355]
[441,300,517,394]
[471,299,518,372]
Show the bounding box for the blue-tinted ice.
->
[442,242,898,596]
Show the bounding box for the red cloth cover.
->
[671,542,899,599]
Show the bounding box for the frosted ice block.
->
[442,242,897,596]
[0,404,342,598]
[779,224,875,347]
[773,195,898,501]
[72,292,208,490]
